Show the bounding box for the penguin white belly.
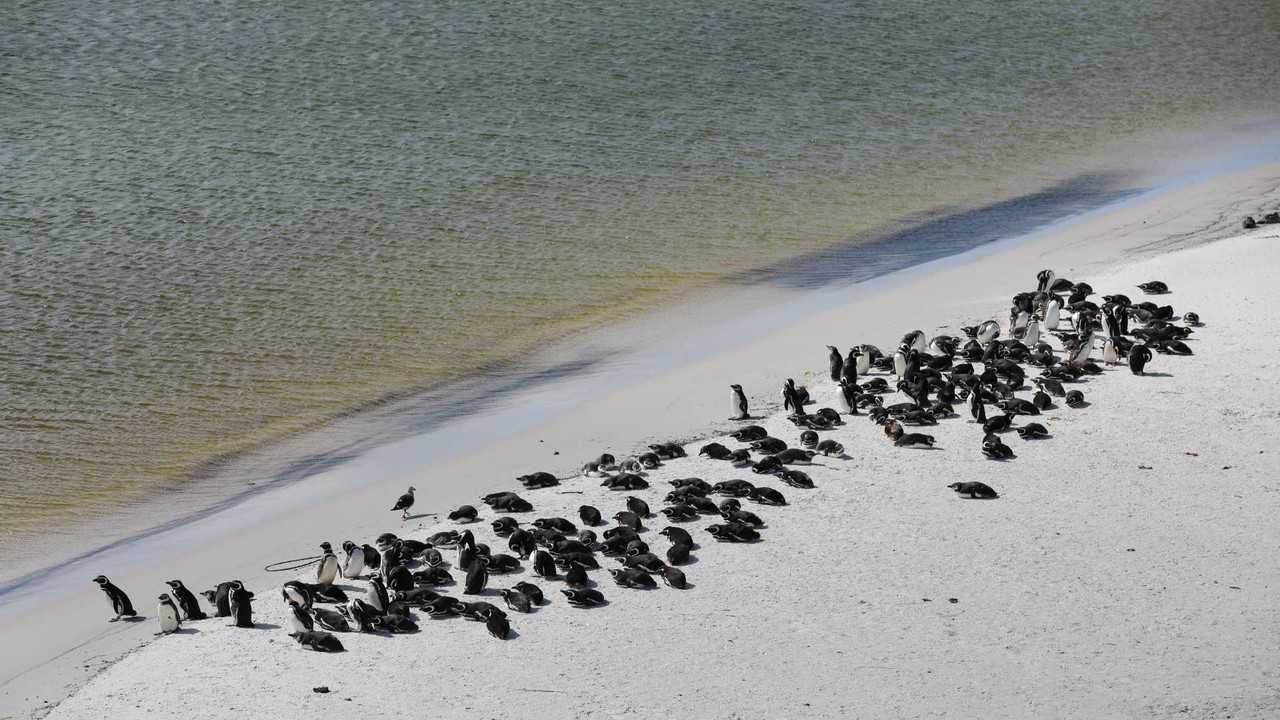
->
[1024,320,1040,348]
[287,607,310,634]
[730,389,738,419]
[1014,311,1029,332]
[342,553,364,579]
[892,352,906,379]
[911,332,926,352]
[316,557,339,585]
[1045,301,1060,330]
[835,392,853,414]
[977,320,999,344]
[158,604,180,634]
[1071,335,1093,364]
[365,585,385,612]
[1103,339,1118,364]
[855,353,870,375]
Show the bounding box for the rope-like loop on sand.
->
[263,555,322,572]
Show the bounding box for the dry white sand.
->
[37,220,1280,719]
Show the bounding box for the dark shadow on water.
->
[0,355,608,601]
[729,173,1141,289]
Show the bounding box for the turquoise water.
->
[2,0,1279,545]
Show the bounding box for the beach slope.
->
[42,228,1280,719]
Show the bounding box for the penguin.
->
[982,435,1014,460]
[1023,318,1040,347]
[563,564,589,589]
[661,566,688,589]
[1045,298,1061,330]
[892,350,907,379]
[1128,344,1152,375]
[312,606,350,633]
[949,481,999,499]
[361,543,381,572]
[1184,311,1201,326]
[491,516,520,536]
[610,567,658,589]
[1137,281,1169,295]
[854,349,871,376]
[1069,332,1093,365]
[155,594,181,635]
[827,346,844,383]
[500,588,533,613]
[625,496,651,518]
[1016,422,1049,439]
[164,580,206,620]
[316,542,339,586]
[578,505,603,527]
[977,320,1000,344]
[290,630,345,653]
[365,575,389,613]
[665,543,692,565]
[345,599,378,633]
[529,548,555,576]
[464,555,489,595]
[1036,268,1056,293]
[92,576,136,622]
[1065,390,1086,408]
[729,384,749,420]
[1102,338,1119,365]
[486,613,511,639]
[448,505,479,523]
[561,588,606,608]
[340,541,365,579]
[513,581,545,606]
[969,390,987,423]
[285,600,314,634]
[391,486,416,519]
[228,581,254,628]
[201,581,238,617]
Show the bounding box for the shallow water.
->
[3,0,1279,550]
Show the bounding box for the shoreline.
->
[3,152,1280,717]
[9,122,1280,592]
[38,216,1280,719]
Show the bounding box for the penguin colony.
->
[93,266,1201,652]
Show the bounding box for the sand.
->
[6,159,1280,719]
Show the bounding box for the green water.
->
[2,0,1279,545]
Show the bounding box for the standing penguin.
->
[1045,298,1061,331]
[969,390,987,424]
[164,580,207,620]
[826,346,844,383]
[892,349,907,379]
[1023,317,1040,348]
[836,383,858,415]
[340,541,365,579]
[854,349,871,376]
[92,576,136,622]
[1036,269,1056,293]
[1128,344,1153,375]
[156,594,181,635]
[464,556,490,595]
[1102,338,1119,365]
[228,581,255,628]
[729,384,749,420]
[316,543,339,586]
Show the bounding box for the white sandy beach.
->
[6,161,1280,719]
